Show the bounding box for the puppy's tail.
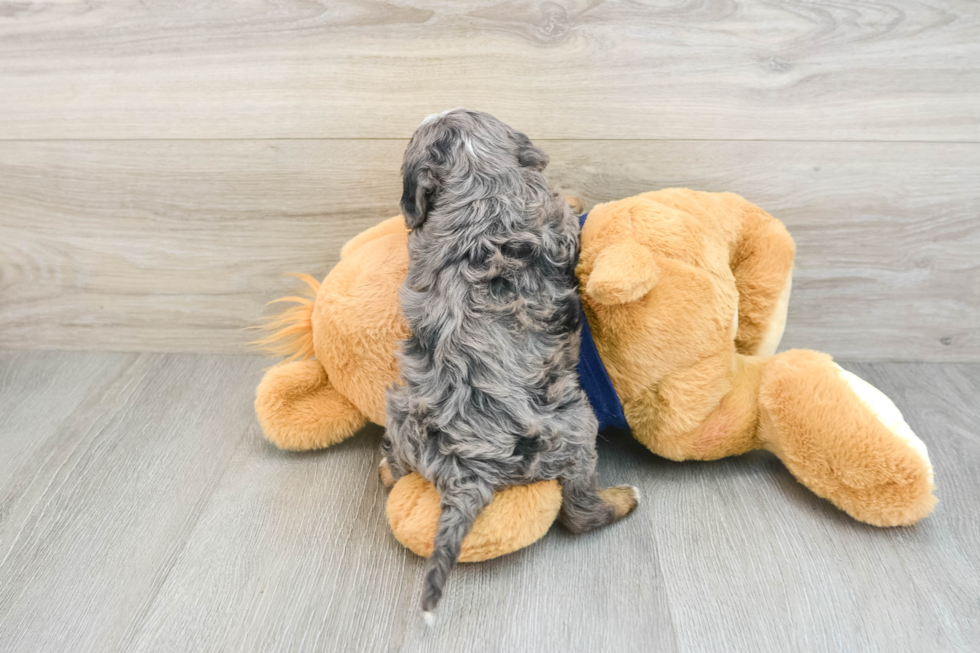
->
[249,273,320,362]
[421,485,491,623]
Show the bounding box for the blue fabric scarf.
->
[575,213,630,432]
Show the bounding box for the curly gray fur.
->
[383,109,637,620]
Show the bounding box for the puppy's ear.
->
[515,133,548,171]
[400,154,437,230]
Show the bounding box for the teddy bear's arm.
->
[730,203,796,357]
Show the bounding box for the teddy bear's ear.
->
[585,242,660,305]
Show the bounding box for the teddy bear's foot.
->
[759,350,936,527]
[386,473,562,562]
[255,359,367,451]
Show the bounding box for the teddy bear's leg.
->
[625,351,765,462]
[255,359,367,451]
[757,350,936,526]
[730,201,796,357]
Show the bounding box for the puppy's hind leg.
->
[380,395,416,489]
[558,451,639,534]
[379,431,408,489]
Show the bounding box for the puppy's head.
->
[400,108,548,229]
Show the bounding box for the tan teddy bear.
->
[255,188,936,561]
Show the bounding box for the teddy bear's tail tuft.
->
[250,273,320,362]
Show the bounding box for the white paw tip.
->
[630,486,641,501]
[422,611,435,627]
[833,364,933,484]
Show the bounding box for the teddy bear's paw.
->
[832,364,933,485]
[255,360,367,451]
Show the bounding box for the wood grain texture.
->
[1,139,977,360]
[642,360,980,652]
[0,353,977,651]
[0,0,978,141]
[0,352,264,652]
[127,425,675,653]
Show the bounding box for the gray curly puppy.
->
[381,109,638,622]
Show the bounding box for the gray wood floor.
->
[0,352,977,652]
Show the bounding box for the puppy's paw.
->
[564,195,586,215]
[379,458,395,489]
[600,485,640,520]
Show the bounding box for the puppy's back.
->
[386,109,583,619]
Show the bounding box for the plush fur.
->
[578,190,935,527]
[383,109,636,616]
[387,473,562,562]
[254,187,936,562]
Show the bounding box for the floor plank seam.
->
[116,404,257,651]
[0,355,146,576]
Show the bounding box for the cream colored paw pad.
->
[833,363,933,484]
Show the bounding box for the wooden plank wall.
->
[1,1,978,361]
